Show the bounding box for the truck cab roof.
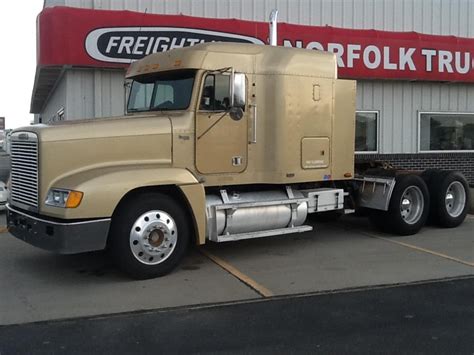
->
[126,42,337,80]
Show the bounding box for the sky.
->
[0,1,44,129]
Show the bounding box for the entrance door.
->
[195,72,248,174]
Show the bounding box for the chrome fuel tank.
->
[205,189,308,239]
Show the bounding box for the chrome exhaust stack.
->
[269,9,278,46]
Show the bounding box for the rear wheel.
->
[420,168,440,186]
[369,174,429,236]
[426,171,469,228]
[109,193,190,279]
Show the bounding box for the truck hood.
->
[12,114,175,212]
[19,113,170,142]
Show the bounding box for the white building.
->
[33,0,474,183]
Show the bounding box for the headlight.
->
[45,189,83,208]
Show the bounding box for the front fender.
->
[42,166,198,218]
[41,166,207,244]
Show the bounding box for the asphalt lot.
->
[2,276,474,354]
[0,212,473,326]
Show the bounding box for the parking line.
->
[200,249,274,298]
[360,231,474,268]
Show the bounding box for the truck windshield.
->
[127,70,195,112]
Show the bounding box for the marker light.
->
[66,191,84,208]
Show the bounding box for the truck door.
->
[195,72,248,174]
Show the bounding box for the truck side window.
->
[199,74,231,111]
[200,75,215,110]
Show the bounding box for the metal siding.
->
[358,81,474,153]
[67,70,94,120]
[402,84,413,153]
[41,74,67,122]
[93,70,127,118]
[43,0,474,154]
[46,0,472,35]
[383,83,393,152]
[470,0,474,37]
[392,84,403,153]
[458,85,468,111]
[66,69,125,120]
[466,86,473,112]
[411,84,422,150]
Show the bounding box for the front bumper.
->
[7,204,111,254]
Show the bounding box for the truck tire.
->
[369,174,430,236]
[109,192,190,279]
[420,168,441,225]
[426,171,470,228]
[420,168,441,186]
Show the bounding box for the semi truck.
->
[7,41,470,279]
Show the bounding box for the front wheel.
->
[109,193,190,279]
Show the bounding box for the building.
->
[32,0,474,183]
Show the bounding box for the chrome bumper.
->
[6,204,111,254]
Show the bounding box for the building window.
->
[355,111,378,153]
[419,112,474,152]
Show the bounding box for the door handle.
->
[250,104,257,144]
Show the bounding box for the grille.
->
[10,132,39,209]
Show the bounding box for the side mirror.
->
[229,69,235,107]
[229,107,244,121]
[229,72,246,109]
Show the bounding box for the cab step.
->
[214,225,313,243]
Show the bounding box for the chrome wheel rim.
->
[129,210,178,265]
[399,186,424,225]
[445,181,466,218]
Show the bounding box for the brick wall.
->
[355,153,474,186]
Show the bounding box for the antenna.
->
[130,7,148,64]
[125,8,148,115]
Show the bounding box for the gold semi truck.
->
[7,42,470,279]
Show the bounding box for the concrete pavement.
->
[0,214,473,325]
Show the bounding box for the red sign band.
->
[38,6,474,82]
